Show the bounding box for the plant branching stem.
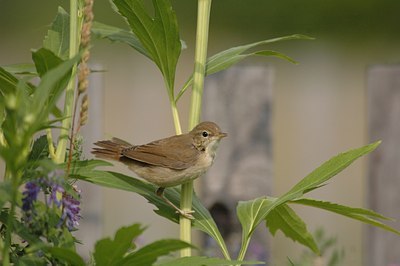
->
[179,0,212,258]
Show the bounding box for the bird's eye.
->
[202,131,209,137]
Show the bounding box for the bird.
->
[91,121,227,219]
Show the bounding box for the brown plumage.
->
[92,121,227,219]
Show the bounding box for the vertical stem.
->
[188,0,212,129]
[2,170,22,266]
[180,0,212,258]
[171,101,182,135]
[54,0,82,163]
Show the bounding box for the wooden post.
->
[202,64,274,260]
[367,64,400,266]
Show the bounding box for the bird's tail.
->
[92,138,133,161]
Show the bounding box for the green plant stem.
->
[170,100,182,135]
[188,0,211,129]
[2,170,22,266]
[179,0,212,258]
[54,0,82,164]
[236,237,251,262]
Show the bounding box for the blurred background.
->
[1,0,399,265]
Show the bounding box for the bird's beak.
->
[218,132,228,139]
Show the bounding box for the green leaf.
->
[68,159,113,173]
[93,223,146,266]
[236,142,380,259]
[28,135,49,162]
[44,247,85,266]
[176,34,312,102]
[43,6,70,59]
[15,257,47,266]
[281,141,381,201]
[0,211,44,245]
[155,256,264,266]
[72,168,231,259]
[255,50,298,64]
[2,63,37,76]
[32,48,64,77]
[191,193,231,260]
[237,197,276,241]
[0,182,12,209]
[92,21,149,58]
[113,0,181,93]
[292,198,400,236]
[30,52,81,132]
[120,239,194,266]
[0,67,20,95]
[266,203,319,254]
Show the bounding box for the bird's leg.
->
[156,187,195,220]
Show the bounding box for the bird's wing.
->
[121,135,199,170]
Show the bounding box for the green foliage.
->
[71,165,231,259]
[266,203,319,254]
[93,224,146,265]
[292,198,400,236]
[113,0,181,95]
[155,256,263,266]
[91,21,149,58]
[43,6,71,60]
[176,34,313,102]
[93,223,195,266]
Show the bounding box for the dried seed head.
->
[79,95,89,126]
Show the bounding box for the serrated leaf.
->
[113,0,181,93]
[155,256,263,266]
[120,239,194,266]
[176,34,312,102]
[43,6,70,59]
[266,203,319,254]
[71,168,231,259]
[236,142,380,258]
[92,21,149,58]
[292,198,400,236]
[93,223,145,266]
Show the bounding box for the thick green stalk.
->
[188,0,211,129]
[54,0,82,163]
[180,0,212,258]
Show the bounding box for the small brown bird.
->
[92,121,227,219]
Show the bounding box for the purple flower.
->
[60,186,81,230]
[22,182,40,211]
[48,183,65,207]
[21,169,82,231]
